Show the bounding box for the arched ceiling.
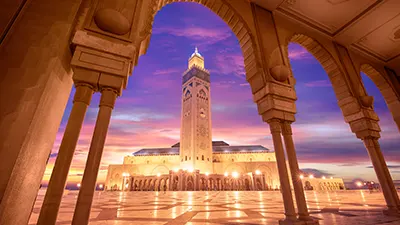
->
[251,0,400,72]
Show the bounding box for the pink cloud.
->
[210,52,245,77]
[153,68,182,75]
[304,80,331,87]
[288,48,312,60]
[152,26,232,47]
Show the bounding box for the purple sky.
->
[44,3,400,187]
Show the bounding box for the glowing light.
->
[356,182,363,187]
[224,172,228,177]
[205,172,209,176]
[188,168,194,173]
[232,172,239,178]
[122,172,129,177]
[299,174,304,179]
[255,170,261,175]
[309,174,314,179]
[77,183,81,188]
[330,177,333,179]
[157,173,161,177]
[322,176,326,179]
[371,181,374,184]
[98,184,104,189]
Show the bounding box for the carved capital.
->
[99,87,118,109]
[268,119,282,134]
[280,121,293,135]
[73,83,94,105]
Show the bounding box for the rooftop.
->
[132,141,270,156]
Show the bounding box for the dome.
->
[190,47,202,58]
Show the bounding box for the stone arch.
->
[141,0,265,94]
[360,64,400,132]
[284,33,354,105]
[223,163,245,174]
[150,165,170,175]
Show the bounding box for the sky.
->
[42,3,400,189]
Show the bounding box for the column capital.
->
[73,83,94,105]
[267,119,282,134]
[281,121,293,135]
[99,87,118,109]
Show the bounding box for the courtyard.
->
[29,190,400,225]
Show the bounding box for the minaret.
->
[180,47,213,173]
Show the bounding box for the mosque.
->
[104,48,345,192]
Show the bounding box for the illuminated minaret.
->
[180,47,213,173]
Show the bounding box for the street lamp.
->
[98,184,104,189]
[77,183,81,188]
[356,182,363,187]
[224,172,228,177]
[322,176,326,179]
[299,174,304,179]
[255,170,261,175]
[309,174,314,179]
[205,172,209,176]
[157,173,161,177]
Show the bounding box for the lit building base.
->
[115,170,268,191]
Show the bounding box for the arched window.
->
[185,156,187,161]
[202,155,204,161]
[232,158,234,162]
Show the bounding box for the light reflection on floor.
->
[29,190,400,225]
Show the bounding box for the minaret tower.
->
[180,47,213,173]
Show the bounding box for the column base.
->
[279,219,305,225]
[383,208,400,217]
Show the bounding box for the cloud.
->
[153,68,181,75]
[304,80,331,87]
[288,48,312,60]
[210,51,245,77]
[366,165,400,169]
[300,168,334,177]
[152,26,232,47]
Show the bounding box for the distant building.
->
[105,48,345,192]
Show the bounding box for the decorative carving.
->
[268,119,282,133]
[94,8,130,35]
[389,26,400,42]
[360,95,374,108]
[269,65,291,82]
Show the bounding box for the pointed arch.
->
[360,64,400,132]
[141,0,265,93]
[285,34,353,103]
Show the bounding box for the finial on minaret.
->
[189,46,204,69]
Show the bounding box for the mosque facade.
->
[104,49,345,192]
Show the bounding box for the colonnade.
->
[37,72,121,225]
[0,0,400,225]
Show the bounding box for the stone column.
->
[268,119,298,223]
[72,87,118,225]
[281,121,318,223]
[37,83,94,225]
[375,142,400,209]
[363,137,400,214]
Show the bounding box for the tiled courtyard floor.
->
[29,190,400,225]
